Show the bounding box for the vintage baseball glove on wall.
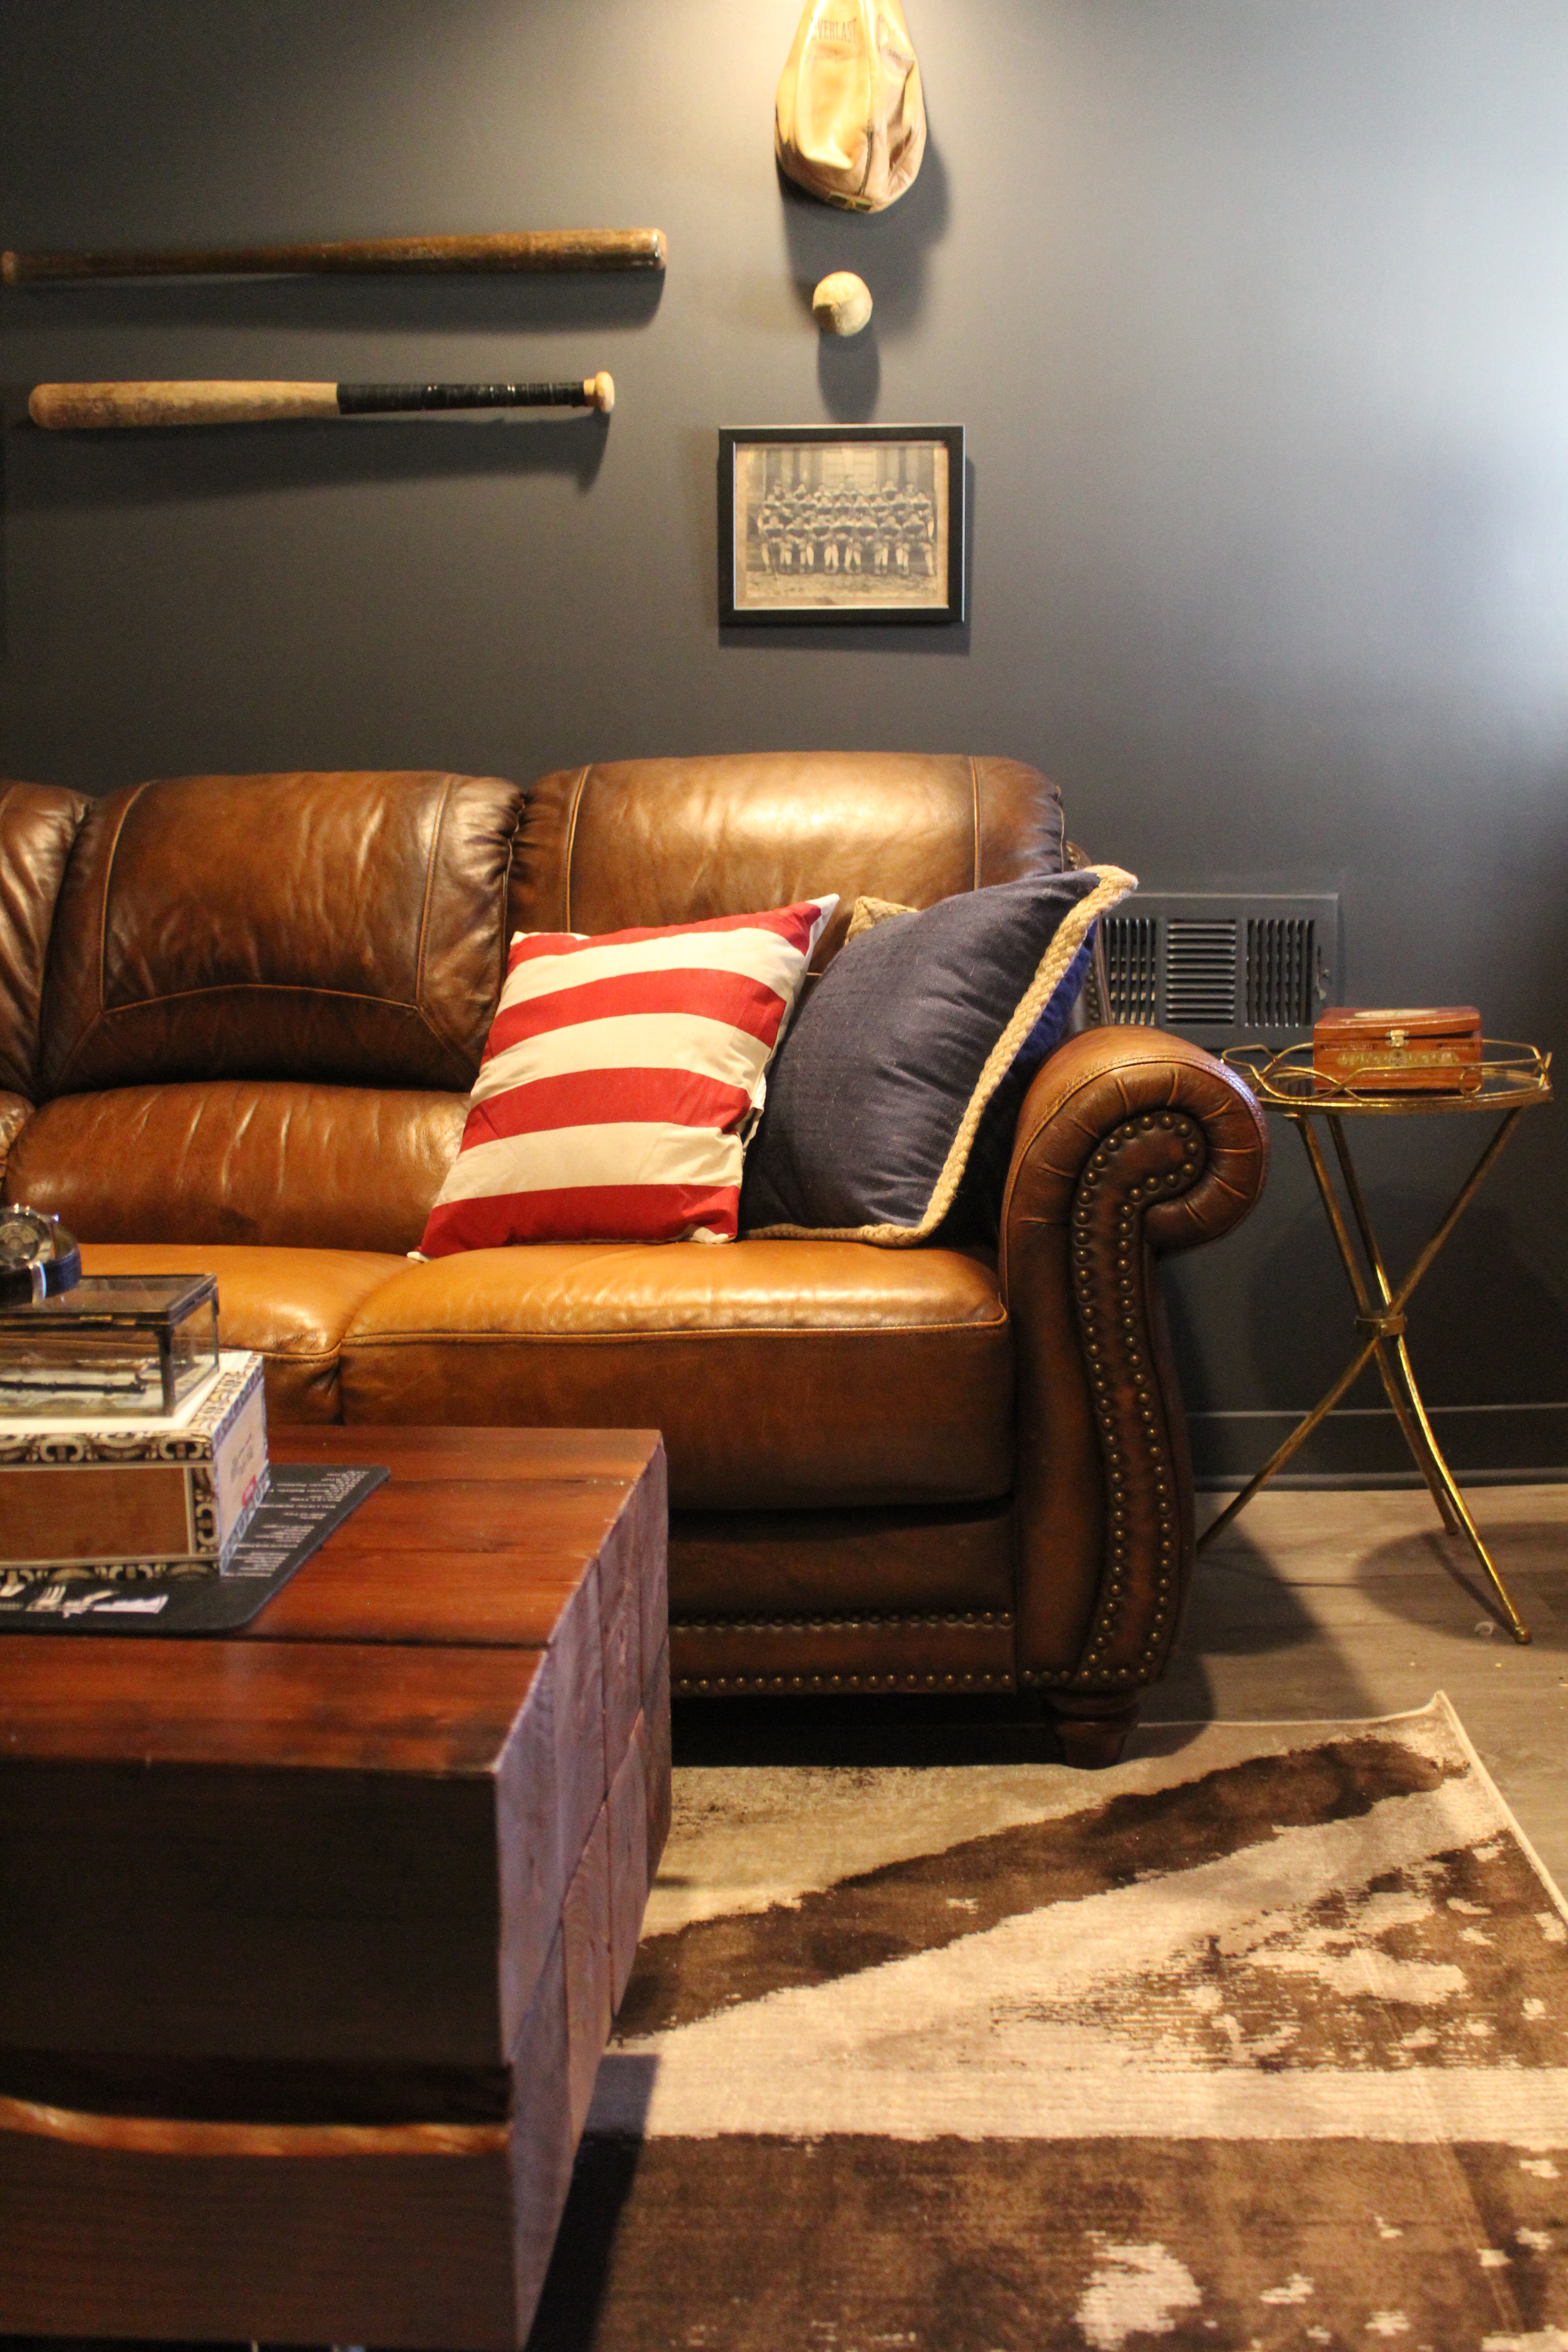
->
[775,0,926,213]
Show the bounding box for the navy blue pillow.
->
[741,866,1135,1243]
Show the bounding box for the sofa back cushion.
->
[8,1080,466,1254]
[510,754,1063,967]
[38,769,524,1099]
[0,778,90,1099]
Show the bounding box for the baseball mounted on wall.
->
[812,271,873,334]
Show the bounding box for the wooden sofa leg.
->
[1047,1694,1142,1769]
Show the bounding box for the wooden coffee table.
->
[0,1425,670,2352]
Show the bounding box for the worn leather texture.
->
[340,1239,1013,1511]
[0,1092,31,1195]
[0,778,90,1098]
[80,1242,407,1423]
[38,770,524,1098]
[999,1028,1270,1690]
[775,0,926,213]
[672,1613,1016,1696]
[510,755,1063,969]
[9,1081,466,1254]
[670,1501,1014,1620]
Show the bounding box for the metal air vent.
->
[1097,894,1339,1043]
[1102,914,1159,1025]
[1165,920,1238,1027]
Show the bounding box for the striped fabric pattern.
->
[420,898,837,1253]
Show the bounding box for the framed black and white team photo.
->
[719,424,965,626]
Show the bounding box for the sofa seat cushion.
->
[80,1243,407,1424]
[339,1239,1013,1511]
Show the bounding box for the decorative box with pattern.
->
[0,1350,269,1585]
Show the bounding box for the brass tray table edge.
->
[1201,1039,1553,1644]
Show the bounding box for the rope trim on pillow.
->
[748,864,1137,1247]
[845,893,915,942]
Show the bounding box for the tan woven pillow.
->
[775,0,927,214]
[845,893,914,942]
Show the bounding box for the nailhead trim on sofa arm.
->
[1024,1110,1199,1689]
[676,1672,1014,1694]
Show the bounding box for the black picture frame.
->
[719,424,966,626]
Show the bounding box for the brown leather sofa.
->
[0,755,1268,1761]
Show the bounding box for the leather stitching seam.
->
[970,754,981,890]
[675,1609,1014,1631]
[345,1314,1010,1344]
[76,981,424,1012]
[675,1670,1015,1692]
[49,782,148,1097]
[560,765,592,931]
[412,774,467,1066]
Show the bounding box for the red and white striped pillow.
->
[419,897,837,1254]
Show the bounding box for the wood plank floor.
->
[1180,1482,1568,1889]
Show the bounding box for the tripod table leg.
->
[1383,1328,1532,1644]
[1321,1119,1463,1532]
[1199,1104,1534,1642]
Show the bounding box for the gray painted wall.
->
[2,0,1564,1473]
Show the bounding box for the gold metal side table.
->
[1200,1040,1553,1643]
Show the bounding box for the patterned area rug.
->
[528,1695,1567,2352]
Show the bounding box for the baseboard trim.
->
[1195,1466,1568,1491]
[1188,1401,1568,1487]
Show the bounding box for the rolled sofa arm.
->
[1000,1027,1269,1761]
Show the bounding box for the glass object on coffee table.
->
[0,1272,220,1418]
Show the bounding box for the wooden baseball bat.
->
[3,229,666,283]
[28,374,616,429]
